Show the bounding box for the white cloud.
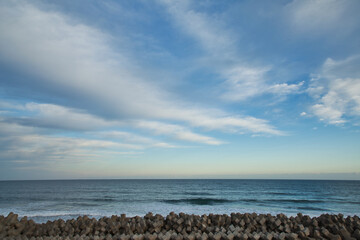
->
[188,115,285,136]
[159,0,303,102]
[267,81,304,95]
[222,67,304,101]
[135,121,225,145]
[285,0,347,34]
[221,66,270,101]
[99,131,176,148]
[21,102,113,131]
[284,0,360,41]
[0,1,167,119]
[0,101,26,110]
[300,112,307,116]
[0,121,143,166]
[312,103,346,125]
[0,1,284,138]
[160,0,235,60]
[101,131,155,144]
[308,56,360,125]
[1,101,226,146]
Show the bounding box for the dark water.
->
[0,179,359,223]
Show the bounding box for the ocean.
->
[0,179,359,223]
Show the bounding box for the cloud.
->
[99,131,176,148]
[312,103,346,125]
[308,56,360,125]
[220,66,270,101]
[0,1,283,137]
[267,81,304,95]
[101,131,156,144]
[158,0,234,58]
[7,102,113,131]
[0,1,167,119]
[0,121,143,166]
[0,101,226,146]
[135,121,224,145]
[221,66,304,101]
[285,0,358,37]
[159,0,303,102]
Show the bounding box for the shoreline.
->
[1,212,359,240]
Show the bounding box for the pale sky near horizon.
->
[0,0,359,180]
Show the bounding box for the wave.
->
[1,195,328,206]
[178,192,215,196]
[0,196,115,201]
[345,201,360,205]
[237,198,324,204]
[69,203,100,207]
[91,197,116,202]
[269,199,325,204]
[329,199,360,205]
[13,211,105,218]
[163,198,234,205]
[297,206,330,211]
[268,192,299,196]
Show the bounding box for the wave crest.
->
[163,198,234,205]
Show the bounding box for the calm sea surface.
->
[0,179,359,223]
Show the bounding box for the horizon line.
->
[1,177,359,182]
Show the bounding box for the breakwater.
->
[1,212,359,240]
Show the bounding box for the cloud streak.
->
[3,102,113,131]
[0,121,142,166]
[0,101,222,146]
[0,1,283,138]
[159,0,304,102]
[135,121,224,145]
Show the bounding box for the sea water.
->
[0,179,359,223]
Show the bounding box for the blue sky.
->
[0,0,359,180]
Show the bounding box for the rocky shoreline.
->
[1,212,359,240]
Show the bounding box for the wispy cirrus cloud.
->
[2,102,113,131]
[158,0,304,102]
[220,66,304,101]
[0,101,221,146]
[98,131,176,148]
[0,0,283,138]
[0,101,226,146]
[0,121,143,165]
[135,121,224,145]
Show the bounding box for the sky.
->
[0,0,359,180]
